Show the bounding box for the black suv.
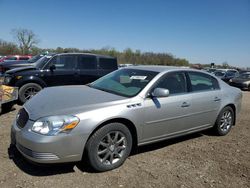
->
[3,53,118,103]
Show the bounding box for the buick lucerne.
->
[11,66,242,171]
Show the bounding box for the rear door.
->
[184,71,222,128]
[43,55,78,86]
[76,55,99,85]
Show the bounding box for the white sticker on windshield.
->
[130,76,147,80]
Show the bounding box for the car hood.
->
[232,78,250,83]
[5,66,36,74]
[24,85,128,120]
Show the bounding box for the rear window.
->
[188,72,220,92]
[19,57,29,60]
[99,58,117,70]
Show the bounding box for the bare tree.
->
[12,28,39,54]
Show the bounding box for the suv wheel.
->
[85,123,132,172]
[19,83,42,104]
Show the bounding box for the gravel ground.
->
[0,92,249,188]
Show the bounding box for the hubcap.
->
[220,110,233,132]
[97,131,127,165]
[24,87,40,100]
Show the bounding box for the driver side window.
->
[45,55,76,70]
[154,72,187,95]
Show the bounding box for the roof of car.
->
[123,65,190,73]
[56,53,116,59]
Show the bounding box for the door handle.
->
[214,97,221,102]
[181,102,190,108]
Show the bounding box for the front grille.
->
[17,143,59,160]
[16,108,29,129]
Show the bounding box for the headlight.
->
[4,76,12,84]
[229,79,232,82]
[31,115,80,135]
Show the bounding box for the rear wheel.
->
[85,123,132,172]
[214,106,234,136]
[18,83,42,104]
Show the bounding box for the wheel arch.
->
[16,77,47,88]
[86,118,138,153]
[223,103,236,125]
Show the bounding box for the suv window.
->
[154,72,187,95]
[99,58,117,70]
[46,55,76,70]
[78,55,97,70]
[188,72,219,92]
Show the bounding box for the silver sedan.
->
[11,66,242,171]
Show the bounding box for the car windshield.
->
[214,71,225,77]
[239,73,250,79]
[34,56,52,68]
[28,55,43,63]
[89,68,158,97]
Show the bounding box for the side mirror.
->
[49,64,56,71]
[151,88,169,98]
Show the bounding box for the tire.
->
[18,83,42,104]
[214,106,234,136]
[85,123,132,172]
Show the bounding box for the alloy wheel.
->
[97,131,127,165]
[219,110,233,132]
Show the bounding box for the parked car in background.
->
[0,55,32,62]
[214,69,239,83]
[11,66,242,172]
[0,54,52,75]
[229,72,250,91]
[118,64,134,69]
[3,53,118,103]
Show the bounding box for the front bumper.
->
[11,120,88,164]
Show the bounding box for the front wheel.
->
[18,83,42,104]
[85,123,132,172]
[213,106,234,136]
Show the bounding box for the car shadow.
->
[8,131,212,176]
[132,132,203,155]
[8,145,79,176]
[0,106,16,115]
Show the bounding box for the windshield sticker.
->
[130,76,147,80]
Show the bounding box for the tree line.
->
[0,28,189,66]
[0,39,189,66]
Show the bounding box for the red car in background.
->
[0,55,32,62]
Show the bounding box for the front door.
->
[142,71,192,142]
[43,55,78,86]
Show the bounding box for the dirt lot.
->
[0,92,249,188]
